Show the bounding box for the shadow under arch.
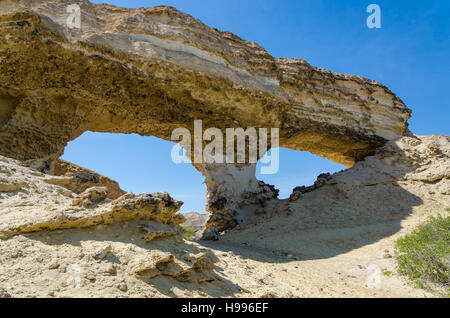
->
[199,140,425,262]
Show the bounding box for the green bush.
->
[182,225,198,241]
[382,268,394,277]
[394,214,449,297]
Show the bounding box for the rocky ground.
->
[0,134,448,298]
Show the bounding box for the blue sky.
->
[63,0,450,214]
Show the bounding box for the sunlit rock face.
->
[0,0,412,232]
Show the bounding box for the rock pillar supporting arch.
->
[196,163,279,235]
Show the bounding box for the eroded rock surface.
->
[54,159,126,199]
[0,0,413,231]
[0,0,410,165]
[0,157,184,239]
[0,155,234,296]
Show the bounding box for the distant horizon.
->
[184,211,207,216]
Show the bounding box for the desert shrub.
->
[394,214,449,297]
[182,225,197,241]
[382,268,394,277]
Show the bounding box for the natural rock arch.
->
[0,0,411,233]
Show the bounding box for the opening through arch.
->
[256,148,346,199]
[60,132,207,215]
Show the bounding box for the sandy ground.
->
[0,196,446,298]
[201,206,445,298]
